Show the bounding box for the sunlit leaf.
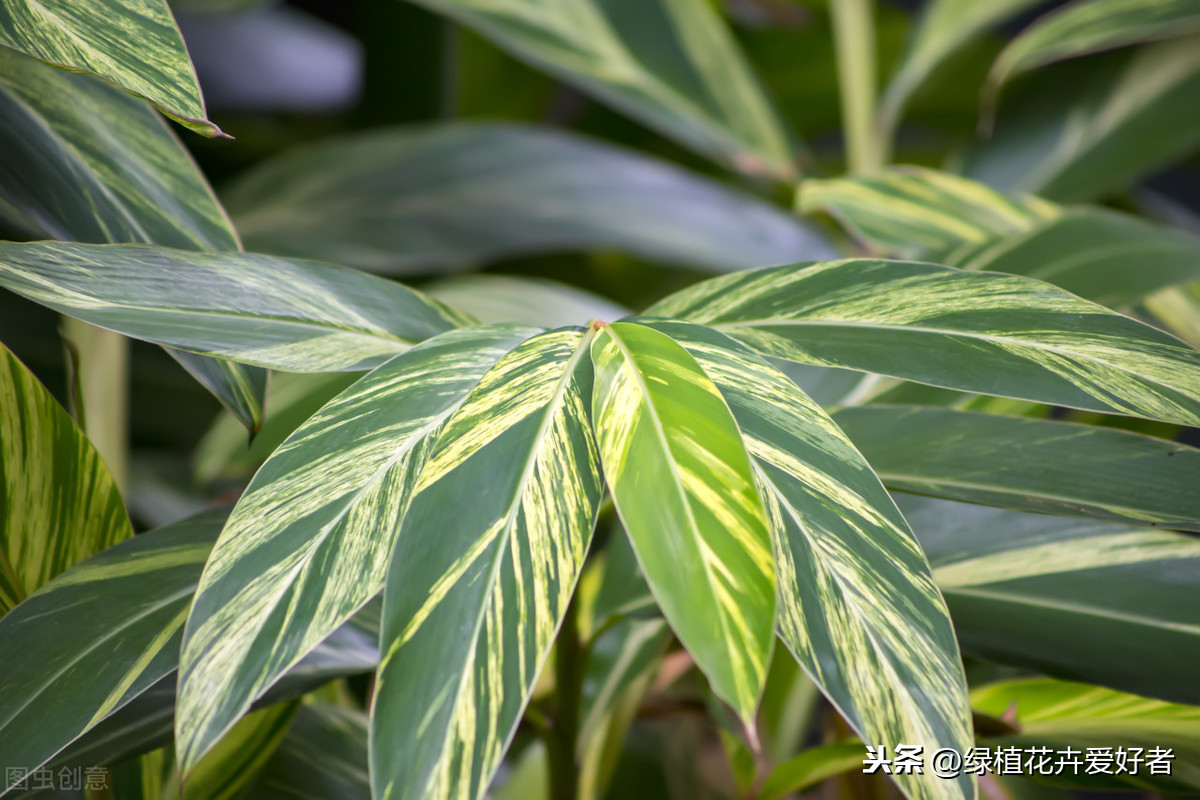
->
[648,259,1200,426]
[396,3,794,176]
[427,275,631,328]
[904,495,1200,706]
[372,327,603,800]
[838,406,1200,530]
[0,0,219,135]
[972,679,1200,792]
[646,320,974,800]
[0,343,130,614]
[759,743,867,800]
[0,242,471,372]
[798,167,1058,258]
[176,326,535,771]
[590,321,775,729]
[225,124,827,275]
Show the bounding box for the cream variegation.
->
[589,321,775,729]
[0,0,218,134]
[644,320,974,800]
[647,259,1200,426]
[177,326,537,772]
[0,241,472,373]
[372,327,603,800]
[0,343,131,614]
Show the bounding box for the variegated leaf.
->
[428,275,632,328]
[643,320,973,800]
[988,0,1200,98]
[400,1,793,177]
[171,702,298,800]
[838,406,1200,530]
[0,0,219,135]
[253,704,371,800]
[646,259,1200,427]
[372,327,602,800]
[0,48,263,431]
[965,35,1200,202]
[0,241,471,372]
[942,208,1200,306]
[903,495,1200,706]
[589,321,775,729]
[226,124,830,275]
[878,0,1043,137]
[972,679,1200,792]
[797,166,1058,258]
[0,342,131,614]
[176,326,537,772]
[0,511,218,794]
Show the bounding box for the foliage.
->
[0,1,1198,800]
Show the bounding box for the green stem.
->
[61,318,128,492]
[546,596,584,800]
[830,0,882,174]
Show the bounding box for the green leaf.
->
[965,36,1200,202]
[759,743,868,800]
[879,0,1043,134]
[176,325,536,771]
[1147,281,1200,348]
[589,321,775,730]
[903,495,1200,706]
[972,679,1200,792]
[0,342,131,614]
[0,241,471,372]
[837,406,1200,531]
[0,49,263,431]
[427,276,632,328]
[988,0,1200,97]
[0,511,218,794]
[647,259,1200,427]
[943,208,1200,307]
[225,124,827,275]
[252,705,371,800]
[371,327,603,800]
[169,702,297,800]
[645,320,973,800]
[0,0,219,135]
[797,166,1059,258]
[396,4,793,176]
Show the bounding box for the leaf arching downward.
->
[371,327,603,800]
[589,321,775,729]
[176,326,538,772]
[644,320,974,800]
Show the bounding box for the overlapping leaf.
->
[0,241,470,372]
[589,321,775,729]
[798,167,1058,258]
[225,124,827,275]
[399,2,793,176]
[647,259,1200,426]
[646,320,973,800]
[372,328,603,800]
[428,275,632,328]
[0,343,131,614]
[903,495,1200,706]
[0,0,219,134]
[988,0,1200,97]
[965,35,1200,201]
[837,406,1200,530]
[0,49,263,430]
[0,511,218,794]
[176,326,536,772]
[879,0,1043,135]
[253,705,371,800]
[972,679,1200,791]
[942,208,1200,306]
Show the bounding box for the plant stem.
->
[830,0,882,174]
[546,596,584,800]
[62,318,128,492]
